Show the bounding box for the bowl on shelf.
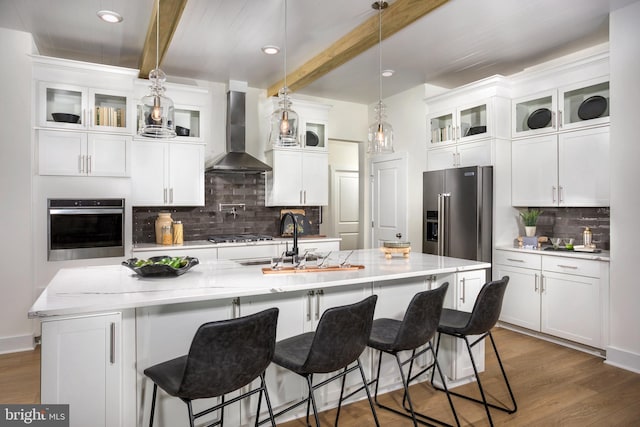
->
[51,113,80,123]
[175,126,190,136]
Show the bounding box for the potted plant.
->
[520,208,542,237]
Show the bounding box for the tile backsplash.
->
[520,207,610,249]
[132,172,320,243]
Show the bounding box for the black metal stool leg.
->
[306,376,321,427]
[149,383,158,427]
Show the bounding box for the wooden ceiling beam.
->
[267,0,449,97]
[138,0,189,79]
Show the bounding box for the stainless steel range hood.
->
[207,85,271,173]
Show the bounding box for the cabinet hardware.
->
[506,258,525,263]
[307,291,314,321]
[169,188,174,204]
[89,108,93,127]
[163,188,167,204]
[534,273,539,292]
[552,186,557,203]
[87,155,92,174]
[558,110,563,128]
[232,298,240,318]
[315,289,323,320]
[460,277,466,304]
[552,111,556,129]
[304,190,307,204]
[79,155,84,173]
[559,186,564,203]
[109,322,115,364]
[557,264,578,269]
[541,274,545,293]
[452,152,457,166]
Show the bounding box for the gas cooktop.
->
[207,234,274,244]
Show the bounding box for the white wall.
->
[607,0,640,373]
[0,28,35,353]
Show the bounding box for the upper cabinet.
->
[425,76,511,171]
[261,97,331,150]
[135,103,203,142]
[512,77,610,138]
[38,82,133,134]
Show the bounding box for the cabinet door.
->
[511,135,558,206]
[457,139,493,168]
[168,143,205,206]
[558,127,609,206]
[131,140,168,205]
[427,110,455,146]
[427,146,457,171]
[558,78,610,131]
[87,134,131,177]
[496,264,541,331]
[541,271,601,348]
[457,101,489,142]
[41,313,122,427]
[301,151,328,205]
[39,82,87,129]
[266,150,303,206]
[89,89,130,133]
[512,90,557,138]
[38,130,87,176]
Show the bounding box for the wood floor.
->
[1,328,639,426]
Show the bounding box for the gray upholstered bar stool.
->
[432,276,517,427]
[367,283,460,427]
[143,308,279,427]
[267,295,379,426]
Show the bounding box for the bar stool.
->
[368,283,460,427]
[432,276,517,427]
[269,295,379,426]
[144,308,279,427]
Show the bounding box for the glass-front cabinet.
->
[135,104,202,141]
[301,119,327,149]
[428,101,490,147]
[38,82,132,133]
[512,77,610,138]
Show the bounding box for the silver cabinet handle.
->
[300,190,303,204]
[163,188,167,204]
[307,291,314,321]
[557,264,578,269]
[552,186,557,203]
[315,289,323,320]
[460,277,466,304]
[304,190,307,204]
[552,111,556,129]
[534,273,539,292]
[452,152,457,166]
[558,110,563,128]
[109,322,116,364]
[506,258,525,263]
[541,274,545,293]
[559,185,564,203]
[232,298,239,318]
[170,188,174,204]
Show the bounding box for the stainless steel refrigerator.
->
[423,166,492,265]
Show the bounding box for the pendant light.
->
[269,0,299,147]
[140,0,176,138]
[367,1,394,154]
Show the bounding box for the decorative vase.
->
[525,226,536,237]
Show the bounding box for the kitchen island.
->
[29,249,490,427]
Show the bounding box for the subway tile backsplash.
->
[525,207,610,249]
[132,172,320,243]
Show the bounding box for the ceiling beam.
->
[138,0,189,79]
[267,0,449,97]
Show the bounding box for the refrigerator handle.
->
[437,194,443,256]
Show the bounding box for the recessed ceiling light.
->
[382,69,395,77]
[261,45,280,55]
[97,10,123,24]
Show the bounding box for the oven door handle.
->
[49,208,124,215]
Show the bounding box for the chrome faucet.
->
[280,212,299,259]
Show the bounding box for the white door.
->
[331,169,359,250]
[168,143,205,206]
[371,154,407,247]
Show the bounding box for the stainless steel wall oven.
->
[48,199,125,261]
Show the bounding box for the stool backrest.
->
[393,282,449,351]
[179,307,279,399]
[303,295,377,374]
[462,276,509,336]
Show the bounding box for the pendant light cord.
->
[378,3,382,106]
[284,0,288,90]
[156,0,160,72]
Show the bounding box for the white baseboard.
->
[604,346,640,374]
[0,334,35,355]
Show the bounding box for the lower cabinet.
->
[41,312,124,427]
[495,249,608,349]
[131,140,205,206]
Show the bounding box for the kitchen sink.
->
[237,255,319,266]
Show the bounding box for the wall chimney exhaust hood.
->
[207,82,272,173]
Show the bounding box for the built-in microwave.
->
[47,199,125,261]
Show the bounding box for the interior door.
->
[332,169,359,250]
[371,154,407,247]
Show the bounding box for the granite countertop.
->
[29,249,490,318]
[496,245,610,262]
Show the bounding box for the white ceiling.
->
[0,0,634,104]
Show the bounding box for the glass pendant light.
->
[368,1,394,154]
[269,0,299,147]
[140,0,176,138]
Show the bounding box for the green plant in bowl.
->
[519,209,543,226]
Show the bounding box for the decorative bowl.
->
[52,113,80,123]
[122,256,199,277]
[175,126,190,136]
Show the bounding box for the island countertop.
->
[28,249,490,319]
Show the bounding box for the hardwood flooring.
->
[1,328,639,426]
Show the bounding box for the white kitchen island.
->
[29,249,490,427]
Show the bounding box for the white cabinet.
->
[512,126,609,206]
[495,250,607,348]
[41,312,123,427]
[39,82,133,133]
[296,102,329,150]
[265,148,328,206]
[512,77,610,138]
[427,139,495,171]
[131,140,204,206]
[38,129,131,177]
